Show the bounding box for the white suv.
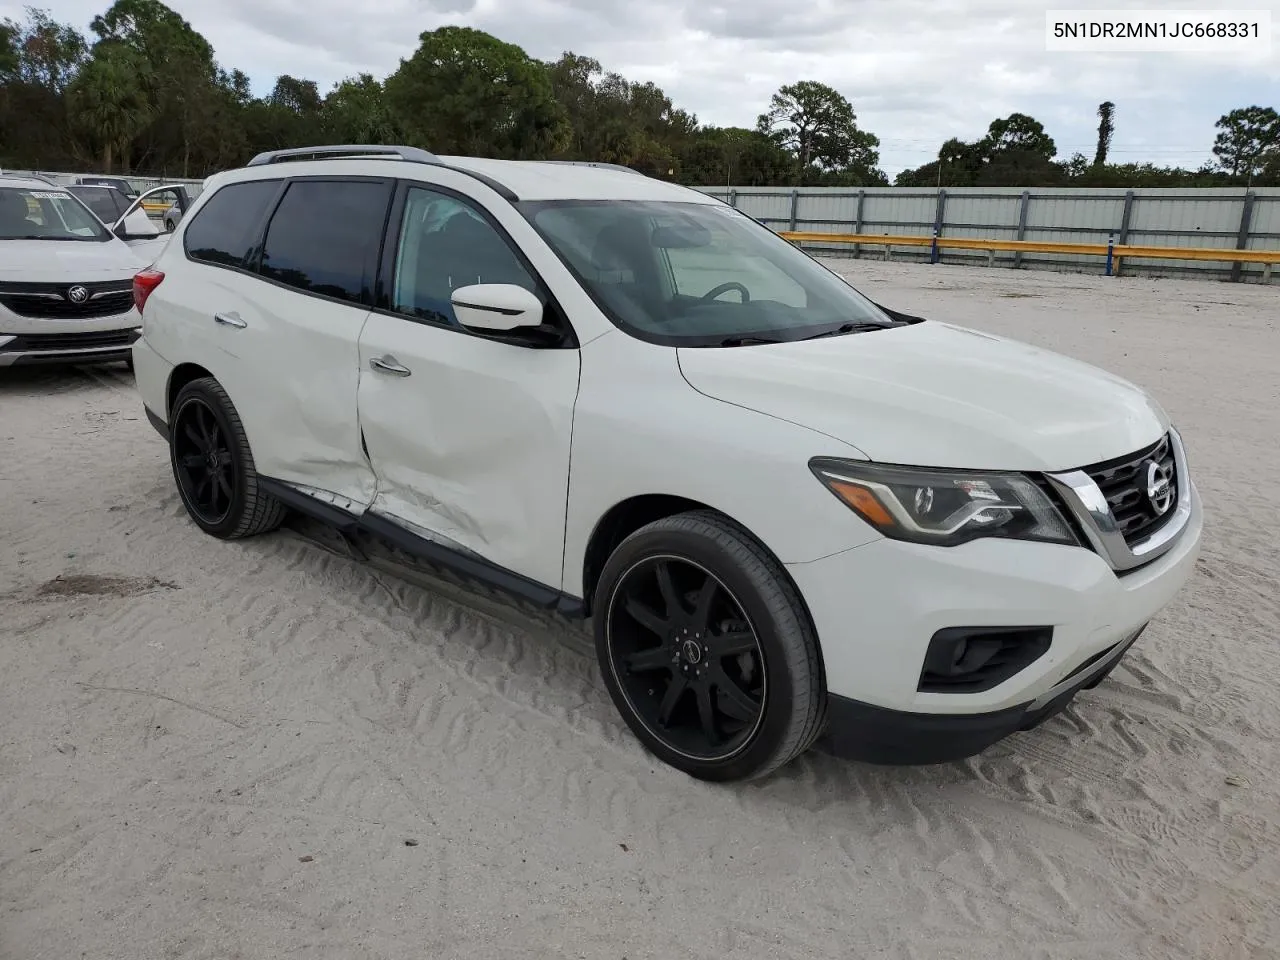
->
[130,145,1203,781]
[1,175,160,368]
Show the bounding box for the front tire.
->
[169,377,286,539]
[594,511,826,781]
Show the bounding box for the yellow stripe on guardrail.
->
[778,231,1280,278]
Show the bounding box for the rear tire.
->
[169,377,286,539]
[594,511,826,781]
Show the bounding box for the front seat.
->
[589,220,663,326]
[435,213,534,292]
[0,190,36,234]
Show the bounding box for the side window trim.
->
[373,178,579,348]
[242,178,290,272]
[249,174,394,309]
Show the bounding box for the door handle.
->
[369,355,411,377]
[214,311,246,328]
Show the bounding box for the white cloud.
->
[5,0,1277,175]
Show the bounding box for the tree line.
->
[3,1,1278,188]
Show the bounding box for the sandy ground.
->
[1,260,1278,960]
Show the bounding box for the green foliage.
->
[756,80,883,183]
[677,126,799,186]
[0,20,17,81]
[66,41,152,171]
[1212,106,1280,180]
[543,52,702,177]
[1094,101,1114,166]
[4,6,86,90]
[324,74,403,145]
[0,3,1275,189]
[897,107,1278,188]
[385,26,569,159]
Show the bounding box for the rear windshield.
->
[0,187,113,242]
[80,177,137,196]
[69,186,128,225]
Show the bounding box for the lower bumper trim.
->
[0,346,135,367]
[816,624,1146,765]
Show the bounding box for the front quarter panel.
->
[562,332,882,598]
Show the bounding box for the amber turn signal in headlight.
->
[809,458,1079,547]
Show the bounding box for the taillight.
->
[133,268,164,313]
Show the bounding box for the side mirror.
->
[115,209,160,240]
[451,283,544,332]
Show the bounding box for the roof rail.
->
[246,144,442,166]
[537,160,646,176]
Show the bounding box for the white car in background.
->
[0,175,161,368]
[129,145,1202,781]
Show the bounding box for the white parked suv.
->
[130,145,1203,781]
[1,175,161,368]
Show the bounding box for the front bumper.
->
[788,478,1202,762]
[817,622,1146,764]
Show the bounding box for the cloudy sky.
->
[6,0,1278,176]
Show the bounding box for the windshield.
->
[0,186,113,242]
[518,199,897,346]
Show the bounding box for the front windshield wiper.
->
[2,234,97,241]
[798,321,898,341]
[717,335,790,347]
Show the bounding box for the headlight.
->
[809,457,1079,547]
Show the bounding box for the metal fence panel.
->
[694,184,1280,282]
[1246,196,1280,243]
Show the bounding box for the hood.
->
[0,238,146,282]
[677,321,1169,472]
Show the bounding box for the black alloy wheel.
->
[173,395,234,526]
[594,511,827,781]
[606,555,766,761]
[167,376,286,539]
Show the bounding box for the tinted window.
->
[259,179,391,305]
[184,180,281,268]
[69,187,126,224]
[80,177,136,197]
[391,186,540,326]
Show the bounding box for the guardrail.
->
[778,231,1280,282]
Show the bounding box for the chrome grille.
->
[1045,428,1192,574]
[0,279,134,319]
[1082,434,1178,547]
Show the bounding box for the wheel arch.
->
[166,362,215,418]
[579,496,826,676]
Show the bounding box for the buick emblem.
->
[1144,460,1174,516]
[67,285,89,304]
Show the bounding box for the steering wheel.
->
[701,281,750,302]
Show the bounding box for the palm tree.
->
[66,45,153,172]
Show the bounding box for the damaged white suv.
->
[131,145,1202,781]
